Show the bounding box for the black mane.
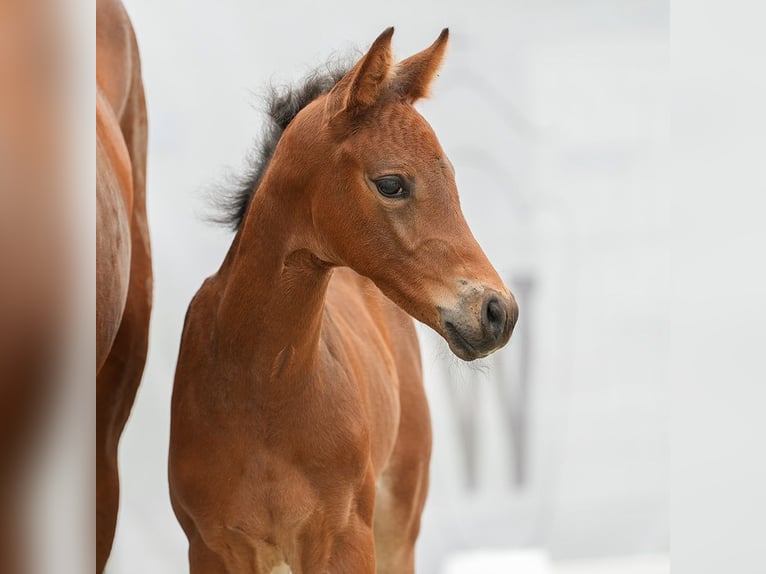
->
[211,61,352,230]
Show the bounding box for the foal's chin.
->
[444,337,497,362]
[441,325,501,362]
[445,337,490,362]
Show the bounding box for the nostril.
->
[487,299,502,324]
[482,295,506,338]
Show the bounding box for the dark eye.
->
[374,176,409,199]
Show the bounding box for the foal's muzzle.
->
[439,287,518,361]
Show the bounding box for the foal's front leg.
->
[324,517,376,574]
[325,469,378,574]
[297,471,377,574]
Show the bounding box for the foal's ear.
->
[327,27,394,118]
[392,28,449,103]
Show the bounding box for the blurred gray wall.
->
[109,1,668,572]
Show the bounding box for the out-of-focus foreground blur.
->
[0,0,90,573]
[108,1,668,573]
[0,2,60,572]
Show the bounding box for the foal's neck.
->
[216,179,331,379]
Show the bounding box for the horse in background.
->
[170,28,517,573]
[96,0,152,570]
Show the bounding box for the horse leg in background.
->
[96,298,150,571]
[95,162,151,570]
[95,27,151,571]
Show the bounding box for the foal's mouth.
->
[443,320,484,361]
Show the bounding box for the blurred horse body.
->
[170,29,516,574]
[95,0,152,570]
[0,1,66,571]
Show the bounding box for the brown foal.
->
[96,0,152,570]
[170,28,517,573]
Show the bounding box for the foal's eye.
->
[374,176,409,199]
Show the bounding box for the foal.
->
[170,28,517,573]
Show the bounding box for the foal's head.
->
[260,28,517,360]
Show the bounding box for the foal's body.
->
[172,265,430,573]
[171,28,516,573]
